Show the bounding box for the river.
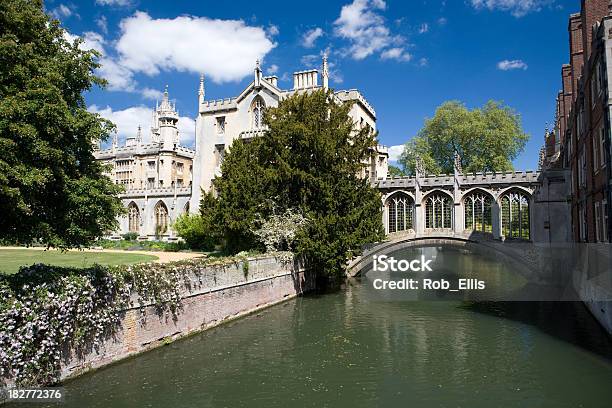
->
[15,246,612,407]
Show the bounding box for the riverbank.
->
[0,253,314,388]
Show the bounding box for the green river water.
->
[14,246,612,407]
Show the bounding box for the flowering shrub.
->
[252,208,307,253]
[0,253,284,386]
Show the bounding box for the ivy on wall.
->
[0,253,291,386]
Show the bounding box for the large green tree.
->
[399,100,528,175]
[213,90,385,279]
[0,0,123,247]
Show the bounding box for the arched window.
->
[155,201,169,236]
[251,97,265,129]
[464,190,493,233]
[183,202,190,214]
[386,193,414,233]
[425,192,453,229]
[500,191,530,240]
[128,202,140,234]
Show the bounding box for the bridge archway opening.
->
[385,192,415,234]
[463,189,494,234]
[424,191,453,230]
[500,190,530,240]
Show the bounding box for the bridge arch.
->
[347,235,537,278]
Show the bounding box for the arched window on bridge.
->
[425,192,453,229]
[386,193,414,233]
[128,202,140,234]
[500,191,530,240]
[464,191,493,233]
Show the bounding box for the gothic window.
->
[128,203,140,234]
[425,192,453,229]
[251,97,265,129]
[155,201,169,236]
[500,191,530,240]
[464,190,493,233]
[386,193,414,233]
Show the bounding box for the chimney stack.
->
[292,69,319,90]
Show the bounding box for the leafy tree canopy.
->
[399,100,529,175]
[388,165,405,177]
[0,0,123,247]
[211,90,385,280]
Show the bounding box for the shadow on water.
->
[460,300,612,361]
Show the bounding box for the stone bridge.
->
[346,231,543,278]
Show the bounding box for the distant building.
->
[553,0,612,242]
[94,87,195,240]
[190,56,389,209]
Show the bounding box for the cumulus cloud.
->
[497,59,528,70]
[302,27,324,48]
[115,12,276,83]
[471,0,552,17]
[388,145,405,162]
[380,47,411,62]
[418,23,429,34]
[334,0,409,61]
[89,104,196,146]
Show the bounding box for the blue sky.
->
[49,0,576,170]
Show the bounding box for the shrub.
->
[173,214,215,251]
[122,232,138,241]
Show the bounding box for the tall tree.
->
[0,0,123,247]
[399,100,529,175]
[212,90,385,279]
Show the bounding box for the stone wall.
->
[59,255,314,381]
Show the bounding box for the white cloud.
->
[418,23,429,34]
[437,17,447,25]
[88,104,196,146]
[50,4,74,19]
[267,64,279,74]
[497,59,528,70]
[302,27,324,48]
[388,145,405,162]
[380,47,411,62]
[140,88,164,100]
[418,57,428,67]
[115,12,276,83]
[96,16,108,34]
[470,0,552,17]
[95,0,133,6]
[334,0,410,61]
[267,24,280,36]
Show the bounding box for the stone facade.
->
[189,56,389,210]
[94,88,195,240]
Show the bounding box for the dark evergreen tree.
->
[212,90,385,279]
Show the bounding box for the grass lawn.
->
[0,248,158,275]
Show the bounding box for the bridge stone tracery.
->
[376,169,541,241]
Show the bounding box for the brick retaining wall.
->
[59,255,314,381]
